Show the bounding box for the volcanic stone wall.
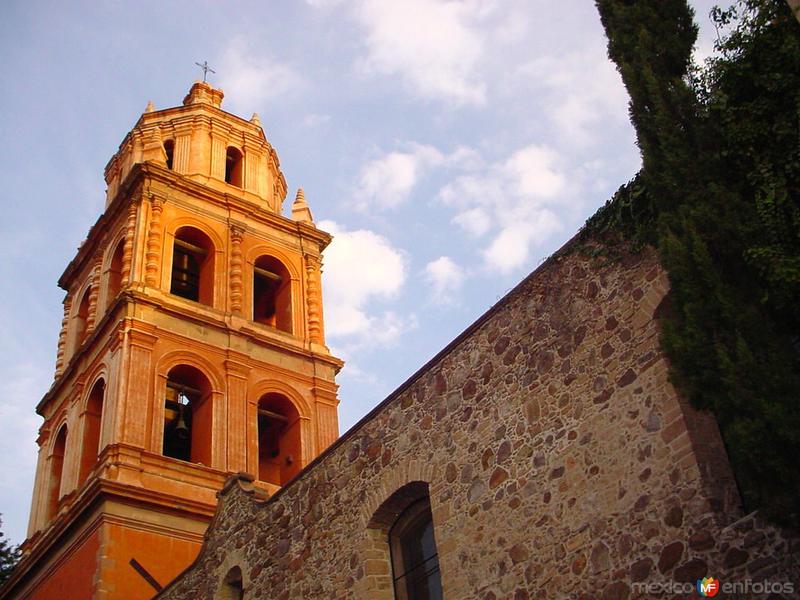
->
[157,244,799,600]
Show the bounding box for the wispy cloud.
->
[319,220,411,348]
[514,51,629,147]
[439,143,568,272]
[354,143,477,211]
[354,0,490,105]
[216,37,303,113]
[424,256,465,304]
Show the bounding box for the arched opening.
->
[170,227,215,306]
[164,139,175,170]
[163,365,213,467]
[365,482,441,600]
[390,497,442,600]
[78,379,105,484]
[46,425,68,521]
[216,566,244,600]
[225,147,243,187]
[257,393,301,486]
[106,239,124,309]
[253,256,292,333]
[74,286,92,351]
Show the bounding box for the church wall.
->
[12,525,100,600]
[97,524,201,599]
[125,245,800,598]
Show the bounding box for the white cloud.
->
[353,0,491,105]
[515,52,629,147]
[452,207,491,237]
[504,145,566,201]
[437,143,568,272]
[355,143,476,211]
[424,256,465,304]
[216,37,303,111]
[319,220,409,346]
[482,210,561,273]
[356,148,437,210]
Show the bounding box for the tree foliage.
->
[0,516,20,585]
[592,0,800,526]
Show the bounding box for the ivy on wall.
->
[589,0,800,526]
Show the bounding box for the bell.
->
[173,405,189,441]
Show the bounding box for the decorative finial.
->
[144,100,155,113]
[292,188,314,224]
[194,60,216,83]
[250,113,262,127]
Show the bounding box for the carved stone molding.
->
[86,261,102,334]
[230,225,245,314]
[305,254,323,345]
[144,197,164,287]
[121,199,139,285]
[55,294,73,378]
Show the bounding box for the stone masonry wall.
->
[157,244,799,599]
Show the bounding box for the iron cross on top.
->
[194,60,216,82]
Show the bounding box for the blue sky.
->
[0,0,720,545]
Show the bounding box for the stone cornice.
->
[5,449,223,597]
[59,163,331,291]
[37,294,130,414]
[106,104,273,174]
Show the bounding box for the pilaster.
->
[144,196,164,287]
[224,359,250,473]
[86,260,102,334]
[60,388,84,498]
[121,325,158,448]
[229,225,245,315]
[243,143,258,193]
[121,198,139,286]
[173,124,193,174]
[55,293,73,378]
[305,253,325,346]
[27,431,51,536]
[210,131,226,180]
[189,117,212,175]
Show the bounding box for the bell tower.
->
[3,82,342,599]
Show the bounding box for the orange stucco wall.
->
[98,525,201,599]
[30,528,100,600]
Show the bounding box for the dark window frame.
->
[390,498,443,600]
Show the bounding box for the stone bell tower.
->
[2,82,342,599]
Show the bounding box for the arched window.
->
[257,393,301,486]
[74,286,92,350]
[216,566,244,600]
[253,256,292,333]
[164,139,175,170]
[170,227,215,306]
[225,147,243,188]
[106,239,124,309]
[163,365,213,467]
[78,379,105,484]
[46,425,68,521]
[366,482,443,600]
[390,498,442,600]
